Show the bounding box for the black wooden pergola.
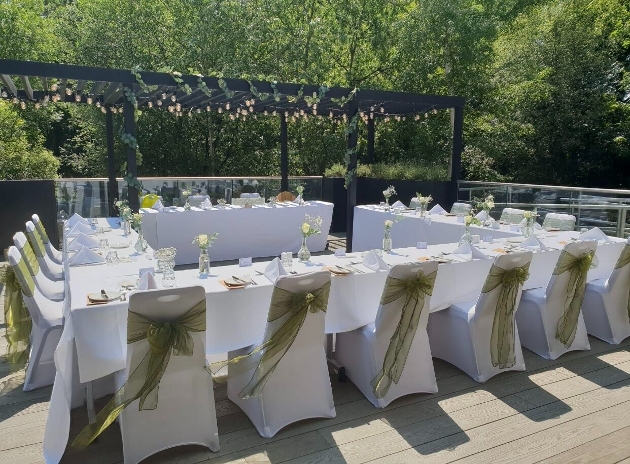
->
[0,59,465,249]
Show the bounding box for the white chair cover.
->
[543,212,576,231]
[232,197,265,206]
[241,193,261,198]
[516,240,596,360]
[428,252,533,383]
[226,271,335,437]
[6,246,64,391]
[22,224,64,281]
[187,194,210,207]
[582,238,630,344]
[32,214,63,264]
[499,208,526,224]
[13,232,65,301]
[114,286,219,463]
[450,202,472,215]
[335,262,439,407]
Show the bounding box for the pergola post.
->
[123,98,139,211]
[280,113,289,192]
[345,100,359,252]
[450,106,464,204]
[367,117,375,164]
[105,106,118,216]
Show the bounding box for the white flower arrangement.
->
[181,189,191,198]
[415,193,433,205]
[383,185,396,200]
[296,185,304,196]
[465,215,481,226]
[522,209,539,219]
[130,213,142,231]
[384,219,394,231]
[476,194,495,212]
[192,232,219,249]
[217,198,227,206]
[301,214,322,238]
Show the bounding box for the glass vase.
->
[384,198,391,211]
[199,248,210,276]
[121,220,131,235]
[419,203,427,218]
[298,235,311,262]
[483,208,492,227]
[459,225,473,246]
[134,228,147,253]
[383,230,392,252]
[522,218,534,238]
[184,198,191,211]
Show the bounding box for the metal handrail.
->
[55,176,323,182]
[458,180,630,196]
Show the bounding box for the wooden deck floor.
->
[3,278,630,462]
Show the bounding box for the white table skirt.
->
[352,206,520,251]
[141,201,333,265]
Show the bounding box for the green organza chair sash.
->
[72,299,207,449]
[553,249,595,348]
[20,241,40,276]
[481,262,530,369]
[34,219,50,244]
[371,269,437,399]
[26,228,46,258]
[0,263,32,371]
[613,244,630,320]
[210,281,331,400]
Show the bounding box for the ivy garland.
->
[217,78,235,99]
[123,87,137,108]
[247,81,270,101]
[123,172,144,193]
[286,85,304,103]
[196,75,213,98]
[170,71,192,95]
[270,82,282,101]
[331,87,358,107]
[131,66,156,93]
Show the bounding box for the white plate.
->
[109,241,130,249]
[87,291,121,302]
[505,237,525,243]
[224,277,249,287]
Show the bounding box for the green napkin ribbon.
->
[210,281,331,399]
[0,258,32,372]
[371,269,437,399]
[613,244,630,320]
[481,262,530,369]
[72,299,207,449]
[553,249,595,348]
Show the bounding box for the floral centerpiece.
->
[298,214,322,261]
[415,193,433,218]
[460,214,481,245]
[383,219,394,251]
[192,232,219,275]
[129,213,147,253]
[382,185,396,211]
[181,189,192,210]
[217,198,227,208]
[296,185,305,205]
[476,194,495,226]
[115,199,132,234]
[521,209,538,238]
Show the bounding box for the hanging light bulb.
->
[370,112,374,119]
[50,83,58,92]
[168,106,174,112]
[414,114,420,121]
[433,108,438,114]
[385,117,390,122]
[175,103,181,111]
[218,107,223,113]
[329,111,333,118]
[171,94,177,102]
[75,95,81,102]
[248,106,253,113]
[87,97,93,105]
[359,111,365,118]
[290,116,296,122]
[299,109,304,116]
[225,103,230,110]
[206,106,211,112]
[12,97,18,104]
[147,101,153,108]
[188,111,193,117]
[196,108,201,113]
[284,111,289,117]
[245,99,251,107]
[380,107,384,113]
[263,110,268,116]
[95,101,101,108]
[250,98,255,105]
[312,109,317,115]
[313,103,317,110]
[35,102,41,109]
[424,112,429,118]
[1,91,7,98]
[161,93,167,100]
[101,106,107,114]
[229,114,235,120]
[157,100,163,106]
[272,110,277,117]
[65,87,72,96]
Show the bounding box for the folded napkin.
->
[521,235,549,251]
[475,210,488,220]
[66,213,90,228]
[580,227,610,243]
[264,257,288,283]
[137,272,157,290]
[68,233,99,251]
[200,198,212,208]
[392,200,406,208]
[362,250,389,271]
[293,194,303,204]
[429,204,446,215]
[152,199,164,212]
[450,243,487,260]
[67,222,95,237]
[68,246,105,266]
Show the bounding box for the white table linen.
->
[141,201,333,264]
[352,206,519,251]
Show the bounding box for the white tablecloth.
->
[44,224,625,463]
[352,206,520,251]
[141,201,333,264]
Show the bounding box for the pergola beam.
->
[0,75,17,96]
[75,79,87,94]
[19,76,33,100]
[91,81,106,96]
[103,83,121,104]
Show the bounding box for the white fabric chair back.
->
[499,208,526,224]
[241,193,261,199]
[187,195,210,208]
[450,202,472,215]
[13,232,65,301]
[604,237,630,302]
[543,212,576,231]
[31,214,63,263]
[232,197,265,206]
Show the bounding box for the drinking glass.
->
[281,252,293,273]
[99,239,109,253]
[106,251,119,265]
[162,269,176,287]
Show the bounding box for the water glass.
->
[90,218,99,230]
[281,252,293,273]
[162,269,176,287]
[99,239,109,253]
[106,251,119,265]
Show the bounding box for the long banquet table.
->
[352,205,522,251]
[43,221,626,463]
[140,201,334,265]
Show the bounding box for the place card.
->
[239,257,253,267]
[416,242,427,249]
[139,267,154,277]
[334,249,346,257]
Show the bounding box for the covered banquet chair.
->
[450,202,472,215]
[516,240,596,360]
[428,251,533,383]
[31,214,63,264]
[13,232,65,301]
[542,212,576,231]
[20,224,64,281]
[499,208,526,224]
[335,261,439,407]
[276,191,296,202]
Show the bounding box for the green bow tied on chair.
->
[371,269,437,399]
[210,281,331,400]
[554,249,596,348]
[72,300,207,449]
[0,262,32,372]
[614,244,630,320]
[481,263,530,369]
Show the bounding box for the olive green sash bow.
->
[211,281,331,399]
[613,244,630,320]
[371,270,437,399]
[72,300,206,449]
[482,263,530,369]
[553,250,595,348]
[0,263,32,371]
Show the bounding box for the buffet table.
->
[140,201,334,264]
[352,205,521,252]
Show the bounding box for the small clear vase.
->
[384,198,391,212]
[298,235,311,262]
[121,220,131,235]
[522,218,534,238]
[483,208,492,227]
[383,230,392,252]
[459,225,473,246]
[134,228,147,253]
[199,248,210,276]
[184,198,191,211]
[419,203,427,218]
